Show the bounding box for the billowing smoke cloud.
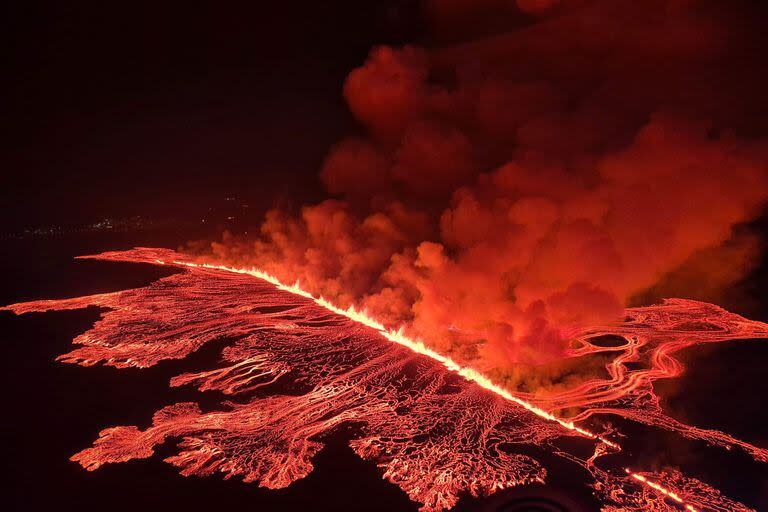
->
[195,0,768,377]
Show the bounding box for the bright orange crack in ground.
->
[4,248,766,511]
[170,258,620,450]
[169,258,718,512]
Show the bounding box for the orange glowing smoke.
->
[195,0,768,380]
[4,247,766,511]
[170,256,619,449]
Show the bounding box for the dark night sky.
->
[3,2,768,511]
[2,1,421,231]
[5,0,767,234]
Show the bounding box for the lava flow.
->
[4,247,767,511]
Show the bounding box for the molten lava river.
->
[5,248,767,511]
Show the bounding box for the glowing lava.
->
[4,248,767,511]
[169,257,619,450]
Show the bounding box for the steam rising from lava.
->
[4,2,768,510]
[194,0,768,380]
[3,248,766,511]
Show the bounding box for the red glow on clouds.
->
[7,1,768,510]
[196,0,768,379]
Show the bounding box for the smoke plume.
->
[194,0,768,378]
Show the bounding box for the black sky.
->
[2,1,422,231]
[4,3,768,510]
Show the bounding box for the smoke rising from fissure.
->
[193,0,768,383]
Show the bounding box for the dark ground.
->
[4,1,768,510]
[1,228,767,511]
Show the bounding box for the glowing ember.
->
[4,247,767,511]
